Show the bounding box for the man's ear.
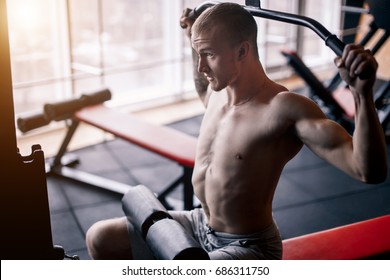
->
[237,41,250,60]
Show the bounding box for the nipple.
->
[235,153,243,160]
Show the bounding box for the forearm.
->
[191,47,209,105]
[180,8,209,105]
[352,89,387,183]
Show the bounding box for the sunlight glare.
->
[8,0,45,31]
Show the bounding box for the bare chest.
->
[196,105,289,164]
[192,103,296,209]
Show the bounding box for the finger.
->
[344,47,359,69]
[180,8,194,29]
[353,60,370,77]
[345,49,369,78]
[334,56,344,68]
[342,43,362,57]
[350,49,373,76]
[179,16,190,28]
[182,8,192,17]
[180,8,192,21]
[355,58,377,79]
[180,20,187,29]
[349,52,366,78]
[348,47,377,79]
[338,44,377,81]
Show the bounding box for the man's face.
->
[191,27,240,92]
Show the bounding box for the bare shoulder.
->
[272,90,313,105]
[271,91,326,120]
[274,91,348,147]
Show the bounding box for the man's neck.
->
[226,62,268,106]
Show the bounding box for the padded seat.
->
[282,215,390,259]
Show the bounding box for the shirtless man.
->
[86,3,387,260]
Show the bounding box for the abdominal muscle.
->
[193,150,284,235]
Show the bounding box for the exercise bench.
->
[17,89,198,210]
[282,214,390,260]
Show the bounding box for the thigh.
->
[208,241,282,260]
[207,222,283,260]
[209,245,265,260]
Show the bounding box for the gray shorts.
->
[127,208,282,260]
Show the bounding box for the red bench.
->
[75,105,197,168]
[282,215,390,260]
[50,104,198,210]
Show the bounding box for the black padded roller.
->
[17,113,50,133]
[44,88,111,121]
[122,185,210,260]
[122,185,171,239]
[146,218,210,260]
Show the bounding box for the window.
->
[68,0,186,105]
[7,0,70,115]
[7,0,342,121]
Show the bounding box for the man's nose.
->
[198,57,208,73]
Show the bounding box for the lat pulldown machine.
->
[192,1,383,134]
[10,0,377,260]
[280,0,390,134]
[192,0,357,61]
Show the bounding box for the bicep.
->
[296,117,354,171]
[279,92,358,178]
[289,94,352,160]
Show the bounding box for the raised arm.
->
[180,8,210,107]
[295,44,387,184]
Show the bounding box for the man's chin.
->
[210,82,224,92]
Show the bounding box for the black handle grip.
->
[325,34,345,57]
[17,113,51,133]
[44,88,111,121]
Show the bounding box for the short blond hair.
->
[192,3,259,57]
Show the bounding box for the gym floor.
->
[45,112,390,260]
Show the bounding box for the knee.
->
[86,218,131,260]
[86,220,110,259]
